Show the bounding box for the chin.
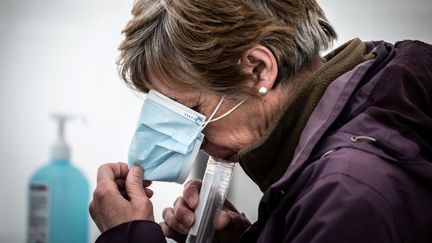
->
[205,150,238,162]
[201,139,239,162]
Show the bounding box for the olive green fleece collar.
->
[238,38,374,192]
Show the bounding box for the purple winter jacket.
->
[241,40,432,243]
[96,40,432,243]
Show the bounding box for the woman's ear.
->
[240,45,278,94]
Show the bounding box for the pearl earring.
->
[258,86,268,95]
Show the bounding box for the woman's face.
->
[146,45,288,161]
[149,81,266,162]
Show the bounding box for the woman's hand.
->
[89,162,155,233]
[160,179,251,242]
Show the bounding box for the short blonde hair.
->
[118,0,336,97]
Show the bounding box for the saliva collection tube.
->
[186,156,235,243]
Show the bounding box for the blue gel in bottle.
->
[28,114,89,243]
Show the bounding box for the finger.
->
[125,166,147,201]
[215,210,251,232]
[119,175,152,199]
[92,180,126,217]
[115,179,125,190]
[215,210,231,231]
[184,179,202,191]
[183,179,202,209]
[162,207,190,235]
[144,188,154,198]
[88,200,96,221]
[94,163,129,202]
[97,162,129,186]
[143,180,152,187]
[94,179,123,200]
[160,222,187,242]
[119,189,129,200]
[97,162,129,181]
[89,200,105,233]
[173,197,195,227]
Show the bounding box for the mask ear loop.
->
[201,96,225,130]
[201,98,246,130]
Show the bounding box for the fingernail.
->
[133,166,143,178]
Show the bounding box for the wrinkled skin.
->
[160,179,251,242]
[89,163,154,233]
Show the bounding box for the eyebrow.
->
[169,95,193,108]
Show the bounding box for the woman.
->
[89,0,432,242]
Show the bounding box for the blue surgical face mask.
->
[128,89,245,183]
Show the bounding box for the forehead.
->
[147,75,202,104]
[142,50,207,97]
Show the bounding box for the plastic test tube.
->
[186,156,235,243]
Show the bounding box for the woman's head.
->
[119,0,337,161]
[118,0,336,97]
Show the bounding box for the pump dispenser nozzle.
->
[50,114,85,161]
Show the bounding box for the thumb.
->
[126,166,147,200]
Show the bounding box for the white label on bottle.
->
[28,183,50,243]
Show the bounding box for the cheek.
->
[202,123,225,140]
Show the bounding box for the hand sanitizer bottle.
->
[27,114,89,243]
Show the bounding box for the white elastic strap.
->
[201,96,225,130]
[201,98,246,130]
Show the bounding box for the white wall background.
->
[0,0,431,242]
